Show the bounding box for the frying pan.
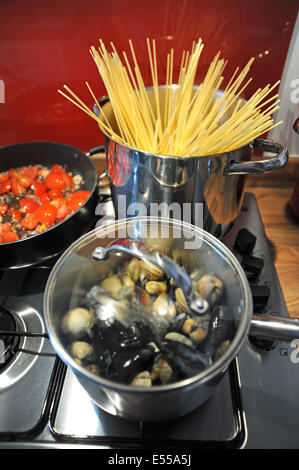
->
[0,141,101,269]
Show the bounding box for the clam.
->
[70,341,93,361]
[165,331,195,349]
[122,275,135,288]
[175,287,189,314]
[145,281,167,295]
[101,275,123,298]
[116,285,134,299]
[125,258,140,282]
[194,273,223,305]
[131,370,152,387]
[152,293,176,321]
[62,307,94,338]
[150,354,173,385]
[167,313,188,332]
[182,315,210,345]
[139,259,164,281]
[134,286,151,307]
[189,328,207,345]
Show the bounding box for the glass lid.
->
[44,217,252,389]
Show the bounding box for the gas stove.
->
[0,192,298,450]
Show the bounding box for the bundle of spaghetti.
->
[58,38,282,156]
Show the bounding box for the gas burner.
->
[0,299,46,392]
[0,307,20,373]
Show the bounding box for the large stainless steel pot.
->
[44,217,299,422]
[94,86,288,238]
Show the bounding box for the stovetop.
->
[0,192,299,450]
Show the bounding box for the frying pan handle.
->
[250,314,299,342]
[224,138,288,175]
[91,238,209,315]
[86,145,105,157]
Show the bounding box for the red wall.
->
[0,0,298,153]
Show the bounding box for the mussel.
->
[200,305,234,359]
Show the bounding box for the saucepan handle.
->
[250,314,299,342]
[224,137,288,175]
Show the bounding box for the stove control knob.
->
[234,228,257,254]
[250,284,271,313]
[241,254,264,280]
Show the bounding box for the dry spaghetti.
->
[58,38,282,156]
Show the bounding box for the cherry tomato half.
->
[67,191,90,211]
[32,180,47,197]
[48,189,63,200]
[19,198,40,214]
[0,179,11,194]
[34,203,57,225]
[44,172,67,190]
[20,213,39,230]
[10,209,22,221]
[2,231,19,243]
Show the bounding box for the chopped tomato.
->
[0,179,11,194]
[20,213,39,230]
[0,202,8,215]
[55,198,70,220]
[0,173,9,183]
[19,198,40,214]
[44,172,67,190]
[10,209,22,221]
[50,164,64,173]
[61,172,73,188]
[32,180,47,197]
[11,177,25,196]
[68,191,90,211]
[0,222,11,233]
[2,231,19,243]
[8,169,18,178]
[19,165,39,180]
[48,189,63,200]
[39,192,50,203]
[34,202,57,225]
[18,175,34,189]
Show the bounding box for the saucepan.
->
[94,86,288,239]
[44,217,299,421]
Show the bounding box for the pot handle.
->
[86,145,105,157]
[91,238,209,315]
[224,137,288,175]
[250,314,299,342]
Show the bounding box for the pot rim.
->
[44,216,253,394]
[96,85,251,160]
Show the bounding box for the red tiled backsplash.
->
[0,0,297,152]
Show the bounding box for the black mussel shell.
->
[200,305,234,358]
[109,344,158,384]
[167,313,189,333]
[161,340,211,378]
